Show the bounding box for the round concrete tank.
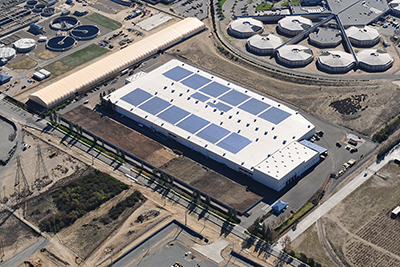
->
[26,0,38,8]
[42,7,55,17]
[33,3,46,13]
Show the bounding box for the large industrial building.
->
[277,16,312,37]
[317,51,355,73]
[246,34,282,55]
[29,18,205,109]
[106,59,324,191]
[346,26,380,47]
[357,49,393,72]
[276,45,314,67]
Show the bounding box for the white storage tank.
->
[38,36,48,42]
[246,34,282,55]
[357,49,393,72]
[317,50,355,73]
[0,47,16,60]
[346,26,380,47]
[13,38,36,53]
[278,16,312,36]
[276,45,314,67]
[227,18,264,38]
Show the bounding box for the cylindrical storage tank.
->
[317,50,355,73]
[246,34,282,55]
[47,0,56,5]
[357,49,393,72]
[33,3,46,13]
[278,16,312,36]
[346,26,380,47]
[276,45,314,67]
[70,25,100,40]
[13,38,36,52]
[0,47,16,60]
[42,7,55,17]
[26,0,38,8]
[50,16,79,31]
[227,18,264,38]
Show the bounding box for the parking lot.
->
[163,0,208,20]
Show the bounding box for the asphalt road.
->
[0,237,49,267]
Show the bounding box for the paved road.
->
[0,237,49,267]
[275,144,400,250]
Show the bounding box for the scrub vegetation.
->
[85,13,122,30]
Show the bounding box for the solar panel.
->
[207,101,232,112]
[138,97,171,115]
[177,114,210,134]
[157,105,190,125]
[258,107,291,124]
[181,74,211,89]
[217,133,252,154]
[239,98,270,115]
[218,89,250,106]
[162,66,193,81]
[191,92,210,102]
[199,82,231,98]
[121,88,153,106]
[196,124,230,144]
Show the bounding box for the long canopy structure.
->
[29,18,205,108]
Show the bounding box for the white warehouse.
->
[106,59,322,191]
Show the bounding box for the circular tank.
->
[70,25,100,40]
[26,0,38,8]
[50,16,79,31]
[13,38,36,52]
[33,3,46,13]
[46,36,76,52]
[0,47,16,60]
[42,7,55,17]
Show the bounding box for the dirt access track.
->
[166,18,400,137]
[64,106,261,212]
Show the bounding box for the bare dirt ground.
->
[166,18,400,137]
[63,106,176,167]
[0,210,40,263]
[161,156,261,212]
[34,50,58,60]
[293,160,400,267]
[0,129,88,203]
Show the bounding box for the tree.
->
[120,150,125,160]
[228,207,237,220]
[299,252,307,263]
[204,194,211,207]
[307,258,315,266]
[69,121,73,130]
[280,236,292,253]
[49,112,53,122]
[93,135,98,145]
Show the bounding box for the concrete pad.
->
[192,238,229,263]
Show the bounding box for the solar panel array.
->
[119,66,293,155]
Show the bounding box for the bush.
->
[39,171,129,232]
[372,116,400,143]
[107,191,144,221]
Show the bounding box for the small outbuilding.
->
[308,27,342,48]
[346,26,380,47]
[246,34,282,55]
[272,200,288,213]
[278,16,312,36]
[0,72,12,84]
[317,50,355,73]
[357,49,393,72]
[276,44,314,67]
[227,18,264,38]
[33,72,46,81]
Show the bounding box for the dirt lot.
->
[166,19,400,137]
[63,106,175,167]
[161,157,261,212]
[292,161,400,267]
[0,210,40,263]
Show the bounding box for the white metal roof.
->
[255,140,318,180]
[318,50,355,68]
[276,45,314,62]
[229,18,263,35]
[247,34,282,50]
[107,59,315,174]
[278,16,312,32]
[357,49,393,67]
[0,47,16,60]
[13,38,36,50]
[29,18,205,108]
[346,26,380,42]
